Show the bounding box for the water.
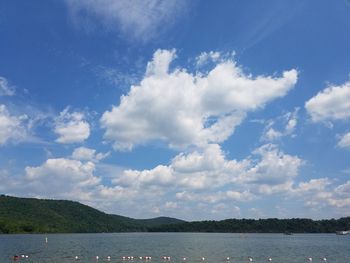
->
[0,233,349,263]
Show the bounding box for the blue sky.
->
[0,0,350,220]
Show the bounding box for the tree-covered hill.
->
[0,195,184,233]
[1,195,349,234]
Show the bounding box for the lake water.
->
[0,233,349,263]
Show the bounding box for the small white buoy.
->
[107,256,111,261]
[248,256,253,262]
[201,257,205,261]
[183,257,187,261]
[308,257,312,262]
[268,257,272,261]
[226,257,230,261]
[322,257,327,262]
[45,237,48,243]
[21,255,25,258]
[123,256,126,260]
[75,256,79,260]
[25,255,29,259]
[96,256,99,260]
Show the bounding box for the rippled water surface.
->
[0,233,349,263]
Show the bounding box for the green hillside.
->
[1,195,349,234]
[0,195,184,233]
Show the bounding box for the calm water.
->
[0,233,349,263]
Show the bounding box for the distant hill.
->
[1,195,349,234]
[0,195,184,234]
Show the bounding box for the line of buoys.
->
[10,254,330,262]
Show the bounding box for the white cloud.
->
[66,0,188,41]
[243,144,303,187]
[101,49,298,151]
[72,147,110,162]
[261,108,298,142]
[54,107,90,144]
[22,157,135,206]
[305,81,350,122]
[0,104,28,145]
[196,51,222,66]
[338,132,350,149]
[115,143,303,205]
[0,76,15,96]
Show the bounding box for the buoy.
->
[96,256,99,260]
[201,257,205,261]
[183,257,187,261]
[308,258,312,262]
[21,255,25,258]
[25,255,29,259]
[268,257,272,261]
[74,256,79,260]
[45,237,48,243]
[122,256,126,260]
[248,256,253,262]
[322,258,327,262]
[107,256,111,261]
[226,257,230,261]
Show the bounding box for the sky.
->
[0,0,350,221]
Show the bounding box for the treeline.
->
[149,217,350,233]
[1,195,349,234]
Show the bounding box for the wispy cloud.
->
[0,76,15,96]
[66,0,190,41]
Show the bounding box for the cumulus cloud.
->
[54,107,90,144]
[66,0,188,41]
[338,132,350,149]
[115,143,303,204]
[0,76,15,96]
[0,104,28,145]
[22,157,135,206]
[290,178,350,210]
[101,49,298,151]
[72,147,110,162]
[305,81,350,122]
